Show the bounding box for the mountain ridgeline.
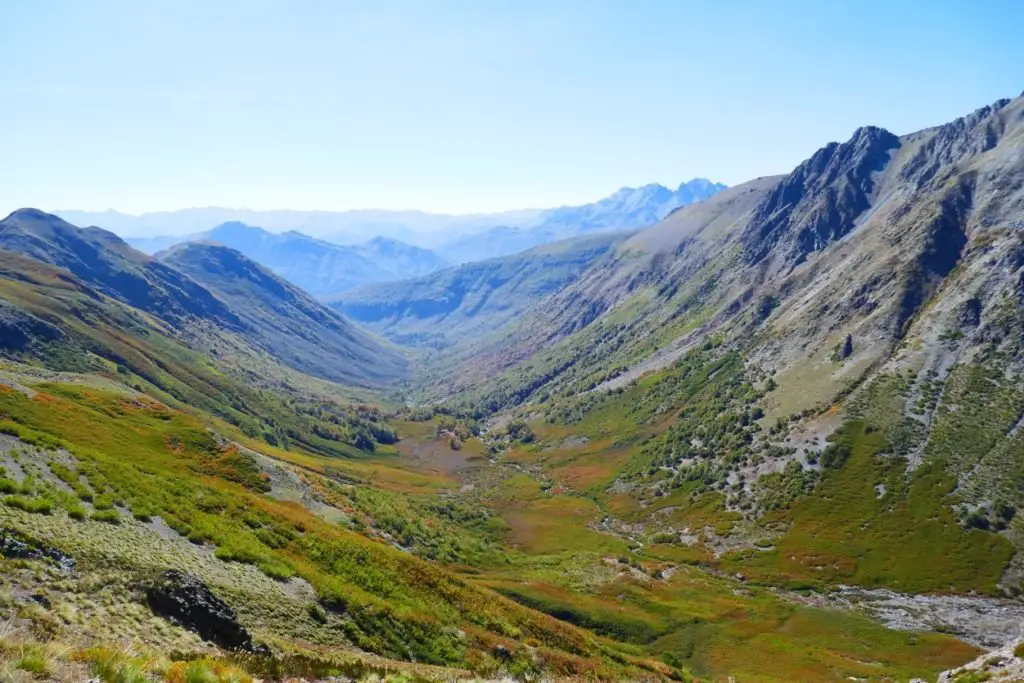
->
[436,178,727,263]
[158,241,408,386]
[0,208,239,329]
[432,95,1024,415]
[66,178,726,272]
[133,222,450,296]
[0,208,409,462]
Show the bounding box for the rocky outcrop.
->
[927,639,1024,683]
[901,98,1014,188]
[0,529,75,572]
[145,570,267,654]
[892,174,975,335]
[742,125,901,269]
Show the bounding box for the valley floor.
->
[0,364,1017,682]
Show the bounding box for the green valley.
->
[2,87,1024,683]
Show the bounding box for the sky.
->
[1,0,1022,216]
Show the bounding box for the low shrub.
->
[92,509,121,524]
[4,495,54,515]
[15,653,49,676]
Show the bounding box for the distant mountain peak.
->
[678,177,727,192]
[207,221,270,238]
[211,220,255,231]
[437,178,726,263]
[4,207,58,222]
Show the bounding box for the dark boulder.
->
[145,570,268,654]
[958,297,982,328]
[840,334,854,359]
[0,529,75,572]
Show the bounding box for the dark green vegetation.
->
[723,421,1013,593]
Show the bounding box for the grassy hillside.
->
[0,380,677,681]
[0,250,398,458]
[0,379,979,682]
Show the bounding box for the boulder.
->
[0,528,75,572]
[145,570,268,654]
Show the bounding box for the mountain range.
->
[2,94,1024,682]
[57,178,726,266]
[132,222,449,295]
[435,179,726,263]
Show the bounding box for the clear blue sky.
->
[1,0,1021,215]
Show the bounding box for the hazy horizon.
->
[45,177,722,241]
[48,176,719,220]
[2,1,1022,217]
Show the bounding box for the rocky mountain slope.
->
[436,94,1024,414]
